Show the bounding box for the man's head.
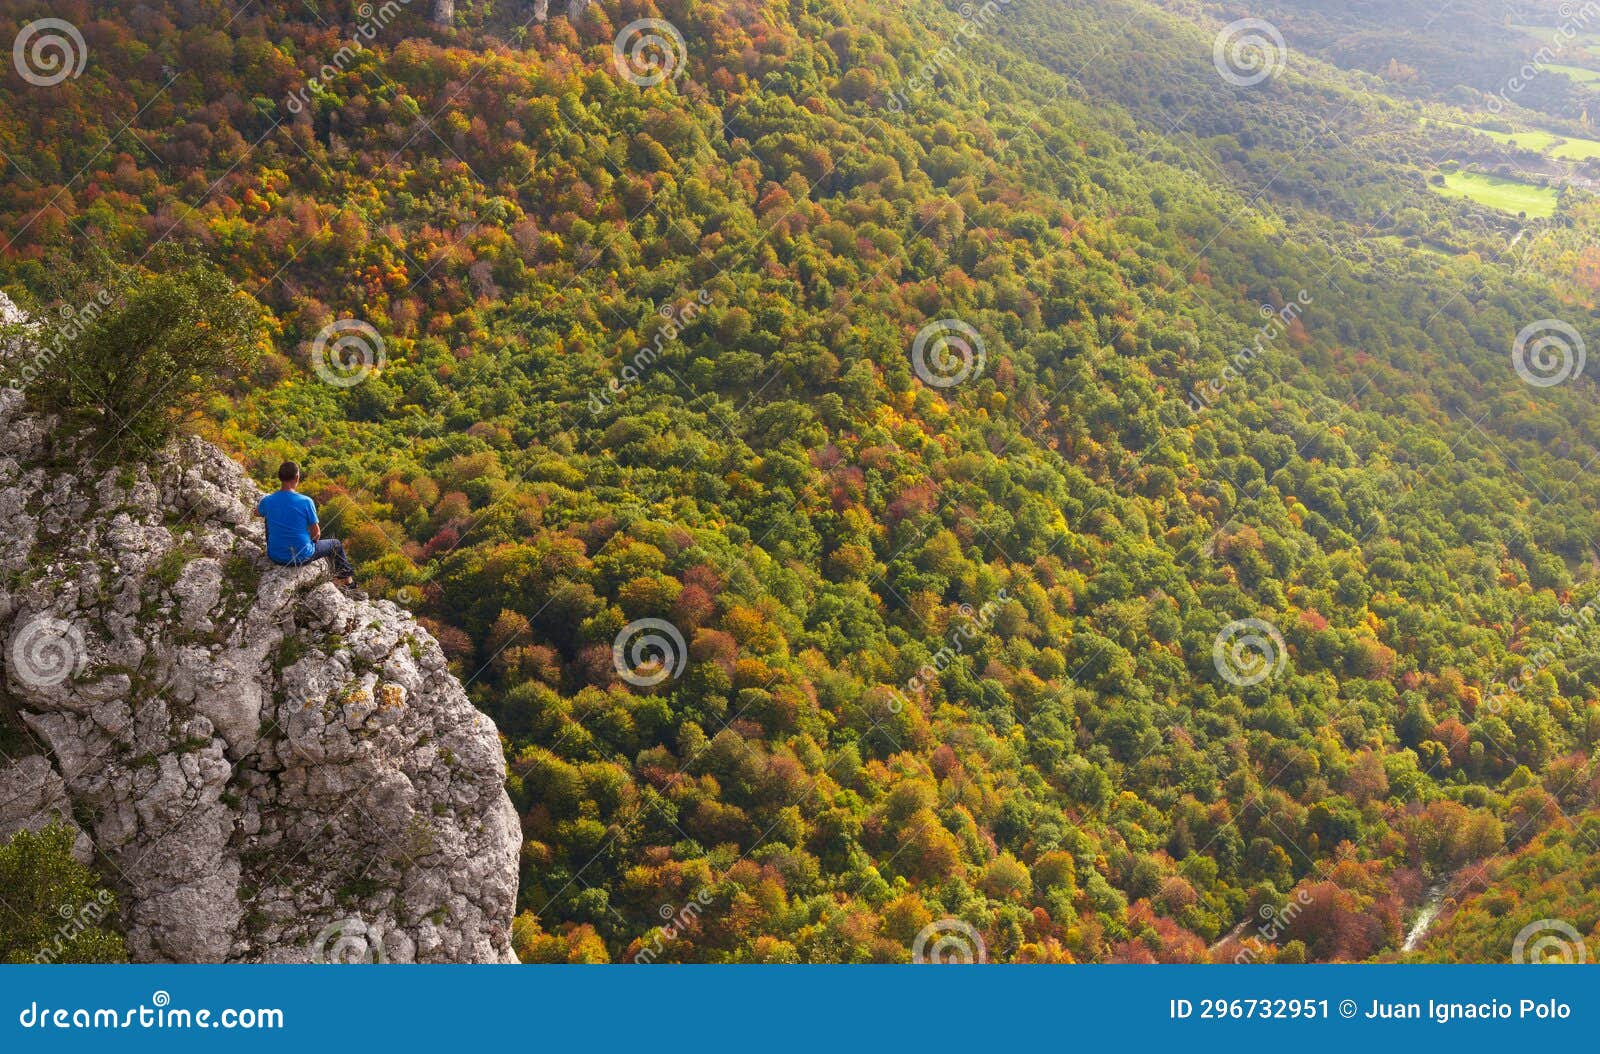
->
[278,461,301,488]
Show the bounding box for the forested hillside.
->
[1188,0,1600,123]
[2,0,1598,962]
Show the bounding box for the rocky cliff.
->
[431,0,589,26]
[0,366,520,962]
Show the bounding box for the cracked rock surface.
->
[0,380,519,963]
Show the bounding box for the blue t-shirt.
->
[258,489,318,564]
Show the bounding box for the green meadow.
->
[1543,62,1600,86]
[1468,125,1600,160]
[1436,170,1559,216]
[1426,117,1600,161]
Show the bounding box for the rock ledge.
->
[0,383,519,963]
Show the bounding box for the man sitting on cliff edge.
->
[256,461,357,589]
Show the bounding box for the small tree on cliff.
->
[0,824,126,964]
[3,246,263,456]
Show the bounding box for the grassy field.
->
[1543,62,1600,86]
[1473,126,1600,161]
[1436,170,1559,217]
[1546,134,1600,160]
[1431,119,1600,161]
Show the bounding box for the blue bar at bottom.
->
[0,964,1595,1051]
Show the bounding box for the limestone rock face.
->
[0,755,93,863]
[0,380,520,963]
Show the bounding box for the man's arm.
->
[308,500,321,542]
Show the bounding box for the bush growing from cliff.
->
[3,247,262,457]
[0,824,126,964]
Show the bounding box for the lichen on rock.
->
[0,378,520,963]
